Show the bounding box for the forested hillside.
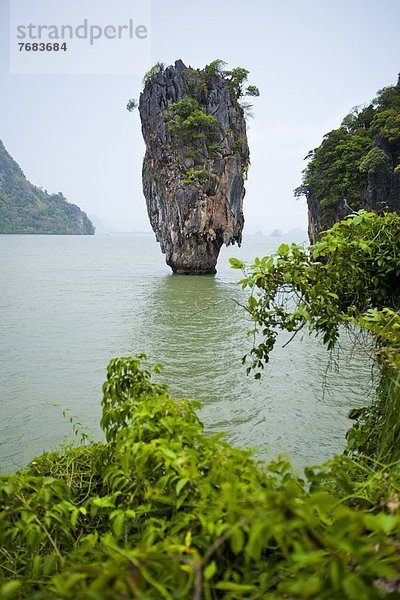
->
[0,140,94,235]
[296,76,400,241]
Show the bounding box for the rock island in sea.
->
[137,60,258,274]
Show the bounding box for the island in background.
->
[0,140,94,235]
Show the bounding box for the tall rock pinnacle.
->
[138,60,251,274]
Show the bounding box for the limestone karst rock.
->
[301,76,400,243]
[0,140,94,234]
[139,60,250,274]
[307,169,400,244]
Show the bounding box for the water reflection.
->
[139,274,246,397]
[134,272,374,468]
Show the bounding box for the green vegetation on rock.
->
[295,78,400,235]
[164,97,221,186]
[165,98,220,146]
[159,61,258,188]
[0,140,94,235]
[133,59,258,186]
[126,98,138,112]
[182,168,210,186]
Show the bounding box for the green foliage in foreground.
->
[232,211,400,375]
[1,355,400,599]
[234,210,400,468]
[347,368,400,464]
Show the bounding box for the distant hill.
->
[0,140,94,234]
[286,227,307,239]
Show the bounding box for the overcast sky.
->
[1,0,400,233]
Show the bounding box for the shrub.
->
[1,355,400,598]
[182,168,210,185]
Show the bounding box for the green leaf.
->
[364,513,398,534]
[184,530,192,547]
[0,581,22,599]
[229,257,245,269]
[32,555,42,578]
[176,478,189,495]
[204,561,217,580]
[343,574,371,597]
[230,528,244,554]
[215,582,257,591]
[245,521,265,560]
[248,295,258,309]
[70,509,79,527]
[113,512,125,537]
[43,554,57,576]
[277,243,290,256]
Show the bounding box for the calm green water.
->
[0,233,373,472]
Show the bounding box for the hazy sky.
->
[1,0,400,233]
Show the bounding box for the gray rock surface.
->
[307,170,400,244]
[139,60,249,274]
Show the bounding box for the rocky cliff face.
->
[364,169,400,212]
[307,170,400,243]
[139,60,249,274]
[307,195,349,244]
